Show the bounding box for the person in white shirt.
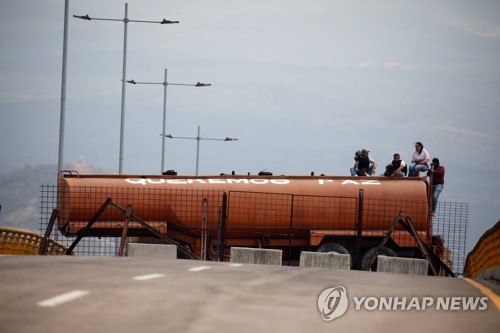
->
[409,142,430,177]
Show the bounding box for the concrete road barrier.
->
[230,247,282,265]
[299,251,351,270]
[127,243,177,259]
[477,267,500,282]
[377,255,428,275]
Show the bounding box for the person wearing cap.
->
[428,157,445,216]
[350,149,377,176]
[409,141,430,177]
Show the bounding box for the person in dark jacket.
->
[383,153,407,177]
[350,149,377,176]
[428,158,445,216]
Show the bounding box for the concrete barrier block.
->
[230,247,282,266]
[377,255,428,275]
[493,267,500,282]
[478,267,500,282]
[299,251,350,270]
[477,268,494,280]
[127,243,177,259]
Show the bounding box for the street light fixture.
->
[74,3,178,174]
[162,125,238,176]
[126,69,211,173]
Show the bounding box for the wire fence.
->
[432,202,469,274]
[39,185,469,273]
[40,185,119,256]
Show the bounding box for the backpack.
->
[354,150,362,161]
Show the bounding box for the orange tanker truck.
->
[57,171,439,269]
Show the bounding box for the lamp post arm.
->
[131,19,179,24]
[199,137,235,141]
[126,81,210,87]
[127,81,164,85]
[168,83,212,87]
[87,17,124,22]
[168,83,199,87]
[161,134,198,140]
[73,16,178,24]
[73,15,124,22]
[161,134,237,142]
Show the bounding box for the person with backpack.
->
[350,149,377,176]
[384,153,407,177]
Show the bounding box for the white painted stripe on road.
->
[188,266,211,272]
[133,273,166,281]
[38,290,90,307]
[229,263,243,267]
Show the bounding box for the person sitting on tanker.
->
[409,141,430,177]
[350,149,377,176]
[428,158,445,217]
[384,153,407,177]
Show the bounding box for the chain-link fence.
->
[39,185,468,274]
[40,185,120,256]
[432,202,469,274]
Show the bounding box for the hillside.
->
[0,163,107,233]
[0,165,57,232]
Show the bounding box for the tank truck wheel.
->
[317,242,350,255]
[361,247,398,271]
[317,243,353,268]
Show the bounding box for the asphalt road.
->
[0,256,498,333]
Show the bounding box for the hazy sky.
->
[1,0,499,249]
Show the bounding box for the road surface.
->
[0,256,498,333]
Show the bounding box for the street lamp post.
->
[74,3,178,174]
[58,0,69,172]
[162,125,238,176]
[126,69,211,173]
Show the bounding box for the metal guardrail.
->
[0,226,74,255]
[464,221,500,278]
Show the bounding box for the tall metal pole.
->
[118,3,129,174]
[58,0,69,172]
[161,69,168,173]
[196,125,201,176]
[75,4,178,174]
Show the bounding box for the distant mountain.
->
[0,163,108,233]
[0,164,56,232]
